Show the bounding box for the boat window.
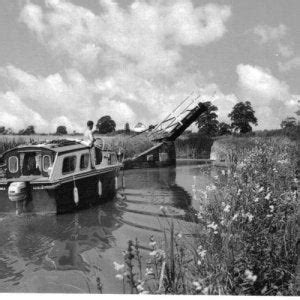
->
[43,155,51,172]
[80,153,90,170]
[8,156,18,173]
[62,156,77,174]
[22,152,41,176]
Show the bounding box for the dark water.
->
[0,160,213,293]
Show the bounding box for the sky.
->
[0,0,299,133]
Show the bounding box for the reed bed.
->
[115,136,299,295]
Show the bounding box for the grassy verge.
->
[115,136,299,295]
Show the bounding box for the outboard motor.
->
[8,182,28,215]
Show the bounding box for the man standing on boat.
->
[83,120,96,147]
[81,120,96,168]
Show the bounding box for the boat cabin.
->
[1,139,119,182]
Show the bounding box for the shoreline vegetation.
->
[113,135,299,295]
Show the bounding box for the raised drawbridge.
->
[124,93,210,168]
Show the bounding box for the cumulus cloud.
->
[0,65,138,132]
[0,0,234,133]
[252,24,293,58]
[0,91,48,132]
[20,0,231,73]
[236,64,298,129]
[278,56,300,72]
[0,62,241,133]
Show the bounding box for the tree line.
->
[0,100,298,136]
[196,100,299,137]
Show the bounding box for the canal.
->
[0,160,214,293]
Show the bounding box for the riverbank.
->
[116,136,299,295]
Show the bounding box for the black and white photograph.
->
[0,0,299,296]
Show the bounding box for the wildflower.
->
[245,269,257,282]
[137,282,144,293]
[113,262,125,271]
[269,205,274,213]
[192,281,202,291]
[149,250,157,257]
[197,260,201,266]
[277,159,288,164]
[149,241,157,248]
[214,230,218,234]
[237,162,245,168]
[265,193,271,200]
[266,214,272,218]
[224,204,231,213]
[145,267,154,276]
[237,189,242,196]
[207,222,218,230]
[198,250,207,259]
[199,191,208,200]
[232,213,239,221]
[202,287,209,294]
[150,249,165,259]
[258,187,264,193]
[115,274,124,280]
[246,212,254,222]
[261,286,267,294]
[206,184,216,191]
[176,232,183,239]
[254,197,259,202]
[221,170,226,176]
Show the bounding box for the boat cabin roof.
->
[1,139,90,157]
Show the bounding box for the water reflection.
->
[0,162,213,293]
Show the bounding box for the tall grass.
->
[0,134,155,159]
[115,136,299,295]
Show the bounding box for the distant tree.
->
[56,125,68,135]
[148,125,155,131]
[228,101,258,134]
[96,115,116,134]
[218,122,232,135]
[5,128,14,135]
[280,117,297,129]
[196,102,219,136]
[0,126,5,134]
[19,125,35,135]
[124,122,130,134]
